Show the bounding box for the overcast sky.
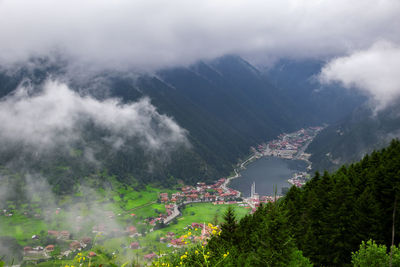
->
[0,0,399,69]
[0,0,399,107]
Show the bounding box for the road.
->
[163,204,180,224]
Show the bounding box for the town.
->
[254,126,323,187]
[9,127,322,266]
[256,126,323,161]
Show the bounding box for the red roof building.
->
[81,237,92,244]
[60,230,70,239]
[130,242,140,249]
[144,252,157,260]
[45,245,55,251]
[69,241,82,250]
[127,226,137,234]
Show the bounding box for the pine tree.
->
[220,206,237,244]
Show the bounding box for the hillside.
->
[265,59,366,125]
[0,56,365,193]
[157,139,400,266]
[307,101,400,172]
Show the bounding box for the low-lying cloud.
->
[0,79,188,154]
[0,0,399,71]
[319,41,400,110]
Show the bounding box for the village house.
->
[159,193,169,203]
[127,226,137,234]
[170,238,185,247]
[130,242,140,249]
[47,230,59,237]
[23,246,48,258]
[24,246,33,255]
[45,245,55,252]
[59,230,70,240]
[81,237,92,245]
[69,241,82,250]
[144,252,157,260]
[33,246,44,251]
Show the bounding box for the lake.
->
[229,156,307,196]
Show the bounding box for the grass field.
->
[1,184,250,266]
[148,202,250,238]
[0,213,48,245]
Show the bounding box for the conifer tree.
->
[220,206,237,243]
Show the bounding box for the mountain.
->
[0,56,365,193]
[265,59,367,125]
[307,101,400,172]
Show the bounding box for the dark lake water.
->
[229,156,307,196]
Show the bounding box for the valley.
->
[1,1,399,266]
[0,126,323,266]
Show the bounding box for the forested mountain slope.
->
[0,56,364,192]
[307,101,400,172]
[266,59,366,125]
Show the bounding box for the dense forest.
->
[157,140,400,266]
[306,100,400,172]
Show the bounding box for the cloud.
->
[0,0,399,71]
[319,41,400,110]
[0,79,188,155]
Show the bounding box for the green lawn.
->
[148,202,250,238]
[115,185,174,211]
[0,213,48,244]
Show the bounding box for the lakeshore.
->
[224,126,323,198]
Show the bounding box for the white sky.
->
[0,0,399,108]
[0,0,399,70]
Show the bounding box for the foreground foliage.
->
[156,139,400,266]
[155,205,312,267]
[283,139,400,265]
[352,240,400,267]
